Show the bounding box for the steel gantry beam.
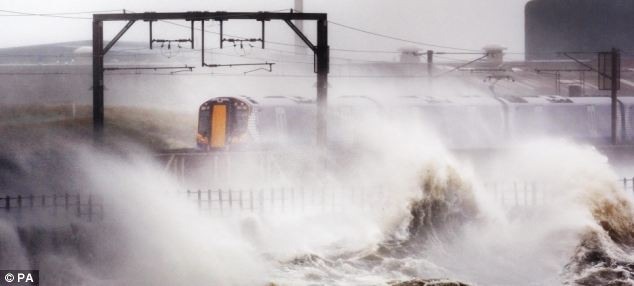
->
[92,11,329,145]
[93,11,327,22]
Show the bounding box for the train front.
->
[197,97,252,151]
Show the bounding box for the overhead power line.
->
[435,54,489,77]
[0,9,124,19]
[1,8,495,58]
[328,20,481,52]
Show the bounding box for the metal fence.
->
[181,178,634,214]
[487,178,634,208]
[485,182,544,208]
[0,193,103,221]
[179,187,390,214]
[0,178,632,219]
[622,177,634,193]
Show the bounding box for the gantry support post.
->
[92,20,104,140]
[563,50,621,145]
[611,47,620,145]
[316,18,329,146]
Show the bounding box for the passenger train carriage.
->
[197,96,316,150]
[197,94,634,150]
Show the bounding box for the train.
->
[196,94,634,150]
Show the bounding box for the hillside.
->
[0,104,197,151]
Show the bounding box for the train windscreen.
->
[198,107,210,138]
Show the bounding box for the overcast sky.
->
[0,0,530,56]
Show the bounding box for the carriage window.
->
[198,108,210,135]
[275,107,287,132]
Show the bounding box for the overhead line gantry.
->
[92,11,329,145]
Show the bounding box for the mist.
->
[3,1,634,285]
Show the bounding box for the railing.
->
[487,178,634,208]
[0,193,103,221]
[1,178,632,219]
[485,182,543,207]
[622,177,634,193]
[180,187,389,214]
[181,178,634,214]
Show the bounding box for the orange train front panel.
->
[210,104,228,148]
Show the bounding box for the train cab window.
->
[198,106,211,136]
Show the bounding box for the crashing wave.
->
[406,163,479,244]
[564,182,634,285]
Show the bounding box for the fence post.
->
[207,189,212,213]
[291,188,295,211]
[524,183,528,207]
[513,182,518,207]
[321,187,326,212]
[625,178,628,192]
[218,189,223,214]
[281,188,285,213]
[239,190,243,210]
[500,191,505,206]
[532,182,537,206]
[249,189,254,212]
[228,189,233,211]
[197,190,202,211]
[64,193,69,212]
[349,186,354,207]
[5,195,10,212]
[88,194,93,222]
[29,194,34,209]
[331,188,335,212]
[17,195,22,220]
[76,194,81,217]
[301,187,305,212]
